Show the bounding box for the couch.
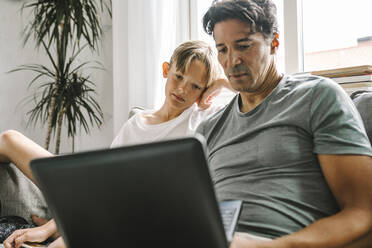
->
[0,91,371,227]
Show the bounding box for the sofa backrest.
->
[351,90,372,143]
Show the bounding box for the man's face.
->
[163,60,208,111]
[213,19,274,93]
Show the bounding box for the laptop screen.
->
[31,137,237,248]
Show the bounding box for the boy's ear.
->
[162,62,170,78]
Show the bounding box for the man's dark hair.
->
[203,0,279,40]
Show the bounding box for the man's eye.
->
[238,44,250,50]
[176,74,183,80]
[218,47,227,54]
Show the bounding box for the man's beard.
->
[226,65,254,92]
[226,64,251,77]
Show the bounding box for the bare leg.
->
[48,237,66,248]
[0,130,53,185]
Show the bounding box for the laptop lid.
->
[30,137,231,248]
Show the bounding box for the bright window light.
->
[302,0,372,71]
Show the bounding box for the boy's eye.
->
[192,84,201,90]
[175,74,183,80]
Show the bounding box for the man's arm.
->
[0,130,53,184]
[344,229,372,248]
[231,154,372,248]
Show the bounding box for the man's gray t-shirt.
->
[196,75,372,239]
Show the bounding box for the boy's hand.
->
[3,227,49,248]
[198,78,230,110]
[3,219,57,248]
[32,215,59,240]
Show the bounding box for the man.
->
[198,0,372,247]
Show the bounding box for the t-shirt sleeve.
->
[110,119,132,148]
[110,124,127,148]
[310,78,372,156]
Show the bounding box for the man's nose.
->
[228,50,243,68]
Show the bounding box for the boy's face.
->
[163,59,208,111]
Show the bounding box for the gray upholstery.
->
[351,91,372,143]
[0,162,50,223]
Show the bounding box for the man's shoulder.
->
[279,74,345,100]
[283,74,339,90]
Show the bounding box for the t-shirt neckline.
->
[235,74,287,117]
[137,104,196,129]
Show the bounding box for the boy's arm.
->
[0,130,53,184]
[198,77,236,109]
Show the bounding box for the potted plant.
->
[11,0,112,154]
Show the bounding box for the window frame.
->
[283,0,304,74]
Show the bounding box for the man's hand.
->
[230,233,271,248]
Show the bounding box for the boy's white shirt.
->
[110,103,224,148]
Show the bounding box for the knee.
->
[0,130,22,146]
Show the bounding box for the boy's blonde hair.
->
[169,40,222,88]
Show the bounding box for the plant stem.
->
[45,85,56,150]
[55,103,65,155]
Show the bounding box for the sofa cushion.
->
[0,162,50,223]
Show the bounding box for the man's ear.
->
[271,33,279,54]
[162,62,170,78]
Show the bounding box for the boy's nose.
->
[178,81,187,92]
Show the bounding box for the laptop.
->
[30,137,242,248]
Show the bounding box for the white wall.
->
[112,0,129,135]
[0,1,113,153]
[112,0,191,135]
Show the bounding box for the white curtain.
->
[113,0,190,135]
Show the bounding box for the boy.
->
[2,40,231,248]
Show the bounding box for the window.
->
[302,0,372,71]
[131,0,372,98]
